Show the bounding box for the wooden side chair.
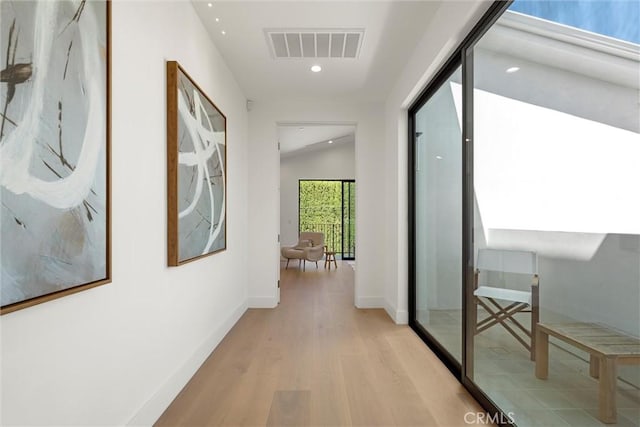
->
[472,248,539,360]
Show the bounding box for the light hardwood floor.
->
[156,261,486,426]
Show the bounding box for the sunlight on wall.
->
[451,82,640,259]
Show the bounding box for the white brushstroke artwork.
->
[176,69,226,262]
[0,1,108,309]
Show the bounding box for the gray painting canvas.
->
[176,67,226,262]
[0,1,109,310]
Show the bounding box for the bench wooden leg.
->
[598,356,617,424]
[590,354,600,379]
[531,284,539,361]
[535,328,549,379]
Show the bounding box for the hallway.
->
[156,262,485,426]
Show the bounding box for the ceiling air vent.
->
[265,29,364,59]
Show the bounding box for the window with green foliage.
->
[299,180,355,258]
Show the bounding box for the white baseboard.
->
[355,296,384,308]
[395,309,409,324]
[248,296,278,308]
[383,300,409,325]
[127,300,248,426]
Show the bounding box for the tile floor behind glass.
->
[422,308,640,426]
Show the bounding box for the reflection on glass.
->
[414,67,463,362]
[469,1,640,425]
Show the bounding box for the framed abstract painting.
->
[166,61,227,266]
[0,1,111,314]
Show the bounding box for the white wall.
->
[540,235,640,337]
[0,2,249,425]
[280,142,355,248]
[383,0,492,323]
[248,100,385,309]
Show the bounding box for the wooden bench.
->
[535,322,640,424]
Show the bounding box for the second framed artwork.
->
[166,61,227,266]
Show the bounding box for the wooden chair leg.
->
[477,298,531,351]
[303,260,306,271]
[285,259,290,269]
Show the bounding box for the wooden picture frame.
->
[166,61,227,266]
[1,1,111,314]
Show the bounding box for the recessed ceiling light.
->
[215,17,220,22]
[207,2,212,7]
[311,65,322,73]
[328,140,333,144]
[221,30,226,35]
[436,155,443,160]
[506,67,520,73]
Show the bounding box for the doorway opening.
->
[277,122,356,287]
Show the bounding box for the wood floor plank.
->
[266,390,311,426]
[214,344,282,426]
[366,334,439,426]
[155,310,270,426]
[156,261,486,426]
[386,333,488,426]
[308,352,352,426]
[340,353,396,426]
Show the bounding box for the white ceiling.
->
[278,124,355,155]
[192,1,441,102]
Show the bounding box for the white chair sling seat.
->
[474,286,532,305]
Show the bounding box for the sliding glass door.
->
[409,0,639,425]
[467,1,640,425]
[410,66,463,366]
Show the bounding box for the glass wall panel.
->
[468,1,640,425]
[414,67,463,363]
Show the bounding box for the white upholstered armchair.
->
[281,232,325,271]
